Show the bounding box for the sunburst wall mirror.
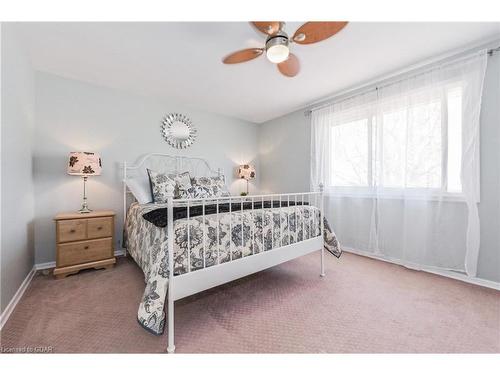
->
[161,113,197,149]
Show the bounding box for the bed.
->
[122,154,341,353]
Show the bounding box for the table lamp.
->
[237,164,255,196]
[67,152,102,213]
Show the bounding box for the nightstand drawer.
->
[57,219,87,243]
[87,217,113,239]
[57,238,113,267]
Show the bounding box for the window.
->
[330,119,369,187]
[329,86,463,195]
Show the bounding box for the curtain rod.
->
[305,44,500,117]
[488,46,500,55]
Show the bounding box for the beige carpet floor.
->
[1,252,499,353]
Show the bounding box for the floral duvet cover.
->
[124,201,341,335]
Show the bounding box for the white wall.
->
[1,24,35,312]
[33,72,260,264]
[259,110,310,194]
[259,54,500,283]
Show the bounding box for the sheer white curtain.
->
[311,51,488,276]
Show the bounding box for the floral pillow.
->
[186,185,213,199]
[147,169,193,202]
[190,175,230,198]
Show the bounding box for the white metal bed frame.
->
[123,153,325,353]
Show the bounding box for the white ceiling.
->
[17,22,500,123]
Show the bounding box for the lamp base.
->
[78,176,92,214]
[79,202,92,214]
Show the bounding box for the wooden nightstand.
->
[53,210,116,279]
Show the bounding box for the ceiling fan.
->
[222,21,348,77]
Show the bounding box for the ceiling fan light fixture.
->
[265,33,289,63]
[223,21,348,77]
[266,44,289,63]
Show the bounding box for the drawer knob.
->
[97,226,103,230]
[84,246,89,250]
[70,229,76,233]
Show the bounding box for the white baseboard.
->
[1,249,127,329]
[34,261,56,270]
[0,266,37,330]
[344,247,500,291]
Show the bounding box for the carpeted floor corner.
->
[1,252,499,353]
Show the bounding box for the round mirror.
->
[161,113,197,149]
[171,121,190,140]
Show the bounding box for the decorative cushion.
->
[190,175,230,198]
[186,185,213,199]
[170,171,193,199]
[147,169,193,202]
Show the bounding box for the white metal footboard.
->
[165,184,325,354]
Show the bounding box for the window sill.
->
[324,190,466,202]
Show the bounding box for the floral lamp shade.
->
[237,164,256,180]
[237,164,255,195]
[67,152,102,176]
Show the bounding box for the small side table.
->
[53,210,116,279]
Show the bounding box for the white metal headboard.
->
[124,153,220,179]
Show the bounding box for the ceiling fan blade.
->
[292,22,348,44]
[222,48,264,64]
[277,53,300,77]
[251,21,282,36]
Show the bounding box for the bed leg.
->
[320,248,326,277]
[167,292,175,353]
[166,185,176,354]
[319,183,326,278]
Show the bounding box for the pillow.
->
[191,175,230,198]
[147,169,193,202]
[186,184,213,199]
[125,177,152,204]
